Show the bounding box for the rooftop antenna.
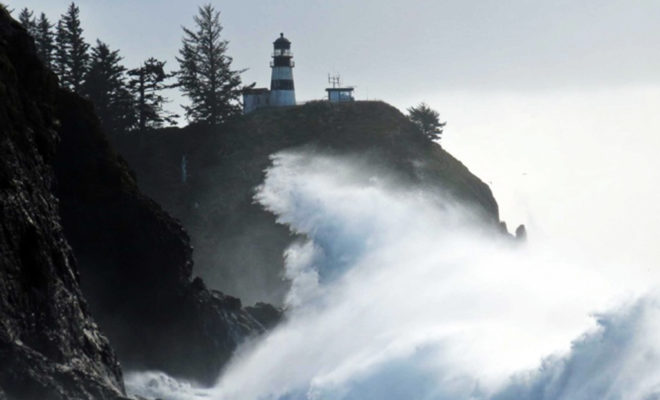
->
[328,73,341,88]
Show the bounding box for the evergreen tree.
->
[176,4,243,124]
[407,102,447,141]
[18,8,37,37]
[128,58,178,131]
[53,20,68,83]
[58,2,89,92]
[35,13,54,68]
[83,40,134,134]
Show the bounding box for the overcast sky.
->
[8,0,660,271]
[8,1,660,99]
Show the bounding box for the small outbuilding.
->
[242,88,271,114]
[325,87,354,103]
[325,74,354,103]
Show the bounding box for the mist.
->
[126,149,660,399]
[434,86,660,275]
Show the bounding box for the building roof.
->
[274,33,291,45]
[243,87,270,94]
[325,87,355,92]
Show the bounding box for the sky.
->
[8,0,660,270]
[9,1,660,97]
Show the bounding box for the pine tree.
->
[18,8,37,37]
[128,58,178,132]
[35,13,54,68]
[58,2,89,92]
[83,40,134,135]
[53,20,68,83]
[407,103,447,141]
[176,4,243,125]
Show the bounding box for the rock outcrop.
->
[114,101,503,306]
[0,10,126,399]
[0,8,275,391]
[52,57,270,387]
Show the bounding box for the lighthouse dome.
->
[274,33,291,49]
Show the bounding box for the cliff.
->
[114,101,502,306]
[0,9,274,394]
[52,89,271,385]
[0,10,125,400]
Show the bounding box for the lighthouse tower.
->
[270,33,296,106]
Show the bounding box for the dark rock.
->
[0,6,269,391]
[246,303,284,330]
[0,9,124,399]
[52,69,265,386]
[515,224,527,242]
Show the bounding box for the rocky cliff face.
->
[51,41,272,389]
[114,101,503,306]
[0,8,276,393]
[0,10,126,400]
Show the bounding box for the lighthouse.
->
[270,33,296,106]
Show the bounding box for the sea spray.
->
[126,150,660,400]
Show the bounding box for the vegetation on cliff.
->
[16,2,243,133]
[407,102,447,141]
[177,4,243,124]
